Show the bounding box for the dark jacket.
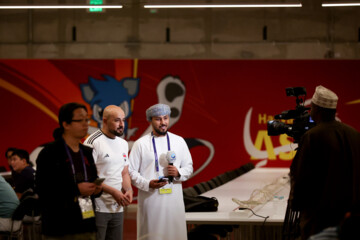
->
[35,138,100,236]
[13,166,35,194]
[290,121,360,239]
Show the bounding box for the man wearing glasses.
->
[36,102,102,240]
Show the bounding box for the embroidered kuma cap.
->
[146,103,171,122]
[311,85,338,109]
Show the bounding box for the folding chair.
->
[0,203,25,240]
[0,190,41,240]
[19,190,41,240]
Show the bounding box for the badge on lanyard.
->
[64,141,95,219]
[152,133,173,196]
[78,196,95,219]
[159,184,172,194]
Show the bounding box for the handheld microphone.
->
[166,151,176,182]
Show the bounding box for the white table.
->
[186,167,290,239]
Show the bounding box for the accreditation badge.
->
[159,183,173,195]
[78,196,95,219]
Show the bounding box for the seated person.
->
[0,175,20,232]
[3,147,18,186]
[5,147,17,172]
[10,149,35,199]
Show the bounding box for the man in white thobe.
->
[129,103,193,240]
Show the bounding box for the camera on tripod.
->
[267,87,315,143]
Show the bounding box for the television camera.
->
[267,87,315,144]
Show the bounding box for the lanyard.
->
[152,133,170,173]
[64,141,88,182]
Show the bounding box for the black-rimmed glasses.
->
[71,118,91,124]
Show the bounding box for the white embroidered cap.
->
[146,103,171,122]
[311,85,338,109]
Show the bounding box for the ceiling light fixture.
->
[144,3,302,8]
[0,5,123,10]
[322,3,360,7]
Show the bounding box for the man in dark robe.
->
[290,85,360,240]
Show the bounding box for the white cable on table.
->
[232,174,290,209]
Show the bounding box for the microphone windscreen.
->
[166,151,176,164]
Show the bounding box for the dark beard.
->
[154,128,167,136]
[110,128,124,137]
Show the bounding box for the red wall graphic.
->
[1,59,359,188]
